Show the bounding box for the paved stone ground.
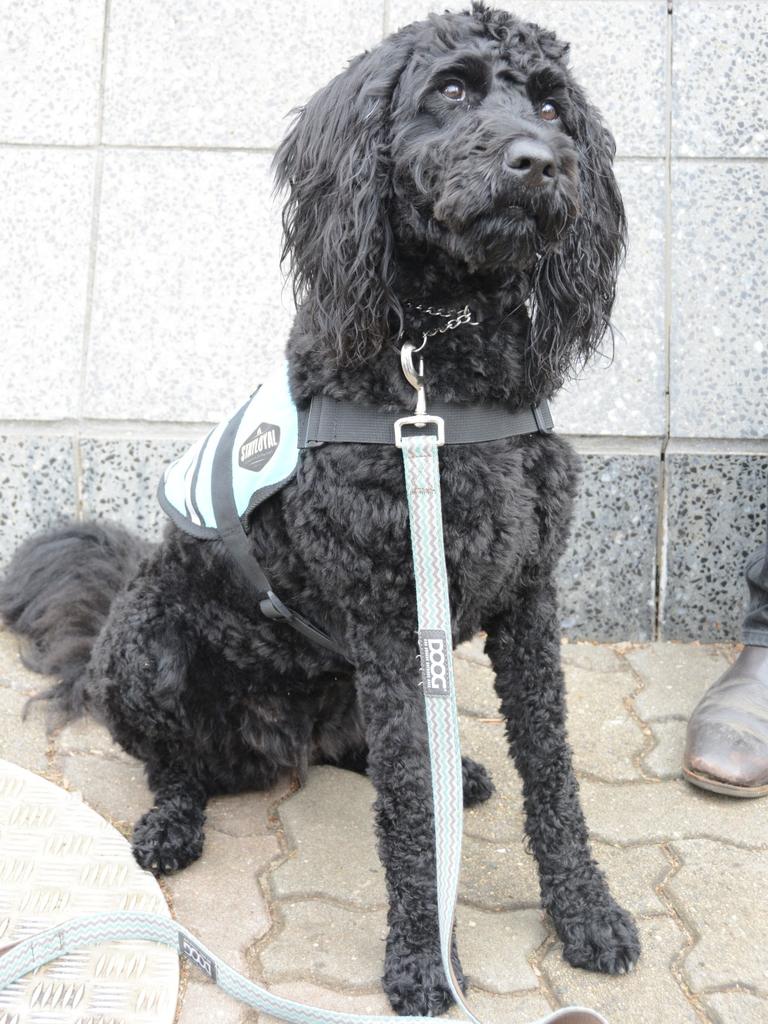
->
[1,627,766,1024]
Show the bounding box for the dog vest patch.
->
[158,360,300,539]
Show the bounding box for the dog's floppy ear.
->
[528,86,626,389]
[274,33,415,362]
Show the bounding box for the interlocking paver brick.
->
[565,664,645,782]
[460,716,526,846]
[58,751,152,827]
[643,719,687,780]
[561,642,628,674]
[258,901,387,989]
[542,917,699,1024]
[463,832,669,919]
[273,767,538,912]
[703,992,768,1024]
[263,981,391,1021]
[590,843,670,918]
[167,830,279,978]
[580,778,768,848]
[454,657,499,718]
[665,839,768,993]
[459,834,538,910]
[0,688,48,772]
[178,978,254,1023]
[206,781,292,839]
[457,644,646,783]
[270,767,385,909]
[259,902,547,999]
[57,714,135,763]
[0,630,43,693]
[456,906,546,993]
[453,990,554,1023]
[626,643,731,721]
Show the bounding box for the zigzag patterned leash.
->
[399,431,607,1024]
[0,433,607,1024]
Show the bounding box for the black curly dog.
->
[1,4,639,1013]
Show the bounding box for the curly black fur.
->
[1,4,638,1013]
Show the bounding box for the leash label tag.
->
[420,629,451,697]
[179,932,217,982]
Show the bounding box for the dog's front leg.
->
[484,577,641,974]
[350,628,463,1016]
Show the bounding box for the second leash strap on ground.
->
[399,430,609,1024]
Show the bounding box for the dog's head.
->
[274,2,625,386]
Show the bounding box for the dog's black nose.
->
[503,139,557,188]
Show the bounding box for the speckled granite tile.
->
[557,454,659,642]
[102,0,384,148]
[389,1,668,157]
[79,437,189,542]
[84,150,289,422]
[673,1,768,157]
[553,159,665,436]
[0,0,105,144]
[0,149,95,420]
[670,161,768,439]
[0,436,76,567]
[660,452,767,642]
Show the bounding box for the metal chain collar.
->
[404,302,480,353]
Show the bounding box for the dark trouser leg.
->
[741,479,768,644]
[742,542,768,646]
[485,577,640,973]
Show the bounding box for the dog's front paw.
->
[383,941,465,1016]
[132,804,205,876]
[556,898,640,975]
[462,756,494,807]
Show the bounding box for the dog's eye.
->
[539,101,559,121]
[440,80,465,102]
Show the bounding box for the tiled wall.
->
[1,1,766,642]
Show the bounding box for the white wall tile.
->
[553,159,666,437]
[670,161,768,439]
[0,0,105,145]
[0,149,95,420]
[84,150,291,422]
[103,0,385,148]
[674,0,768,158]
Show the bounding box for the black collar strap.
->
[299,395,553,448]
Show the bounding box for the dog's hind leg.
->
[131,765,208,876]
[484,577,641,975]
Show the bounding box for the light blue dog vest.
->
[158,361,299,541]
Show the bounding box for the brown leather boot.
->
[683,645,768,797]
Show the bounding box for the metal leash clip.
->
[394,341,445,448]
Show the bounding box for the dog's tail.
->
[0,521,152,723]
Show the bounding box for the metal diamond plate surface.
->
[0,759,178,1024]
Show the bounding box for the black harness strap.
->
[300,395,553,447]
[211,394,553,662]
[211,401,350,662]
